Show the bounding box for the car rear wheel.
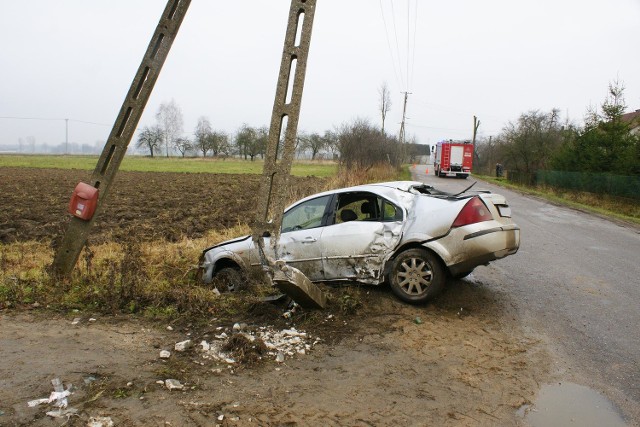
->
[389,249,445,304]
[452,269,473,279]
[212,267,244,292]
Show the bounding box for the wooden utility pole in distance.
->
[398,91,411,144]
[472,115,480,145]
[51,0,192,277]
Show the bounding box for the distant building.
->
[621,109,640,135]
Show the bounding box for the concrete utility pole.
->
[52,0,192,277]
[65,118,69,154]
[254,0,317,250]
[398,91,411,144]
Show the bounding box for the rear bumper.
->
[430,224,520,276]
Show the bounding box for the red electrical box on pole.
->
[68,182,99,221]
[434,140,474,179]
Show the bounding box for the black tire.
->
[452,270,473,279]
[212,266,243,292]
[388,249,445,304]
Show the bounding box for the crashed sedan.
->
[199,181,520,304]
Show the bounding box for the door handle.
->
[302,236,317,243]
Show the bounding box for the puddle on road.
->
[521,382,627,427]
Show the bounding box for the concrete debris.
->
[28,378,77,419]
[71,318,81,325]
[198,326,318,364]
[27,398,50,407]
[174,340,192,352]
[165,379,184,391]
[46,407,78,418]
[87,416,114,427]
[233,323,248,331]
[159,350,171,359]
[166,325,174,331]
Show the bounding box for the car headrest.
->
[340,209,357,222]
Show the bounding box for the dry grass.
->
[0,225,268,319]
[478,175,640,225]
[324,163,408,189]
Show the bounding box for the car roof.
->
[286,181,424,210]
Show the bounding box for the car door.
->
[320,192,404,284]
[273,194,332,281]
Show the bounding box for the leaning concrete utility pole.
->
[253,0,317,250]
[52,0,191,277]
[252,0,326,309]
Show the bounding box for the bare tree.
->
[337,118,401,170]
[174,137,192,157]
[235,124,263,161]
[136,125,164,157]
[500,109,563,173]
[299,132,327,160]
[207,130,230,157]
[156,99,184,157]
[378,82,392,135]
[194,116,213,157]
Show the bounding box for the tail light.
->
[452,197,492,227]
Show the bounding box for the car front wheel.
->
[389,249,445,304]
[212,266,244,292]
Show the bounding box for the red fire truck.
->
[433,140,474,179]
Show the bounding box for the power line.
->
[410,0,418,89]
[0,116,110,126]
[379,0,403,90]
[389,1,406,90]
[406,0,410,89]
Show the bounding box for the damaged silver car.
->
[199,181,520,304]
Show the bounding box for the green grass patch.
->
[474,174,640,226]
[0,154,337,177]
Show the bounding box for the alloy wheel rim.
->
[397,257,433,295]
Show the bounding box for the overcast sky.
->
[1,0,639,151]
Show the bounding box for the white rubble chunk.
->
[165,379,184,390]
[174,340,192,352]
[87,416,115,427]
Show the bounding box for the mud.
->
[0,280,552,426]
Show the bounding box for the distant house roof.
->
[621,109,640,125]
[621,109,640,135]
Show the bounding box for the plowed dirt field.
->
[0,167,324,244]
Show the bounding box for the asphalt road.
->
[412,165,640,423]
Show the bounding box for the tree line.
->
[475,81,640,177]
[136,84,418,171]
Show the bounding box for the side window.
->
[382,200,403,221]
[282,195,331,232]
[333,192,402,223]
